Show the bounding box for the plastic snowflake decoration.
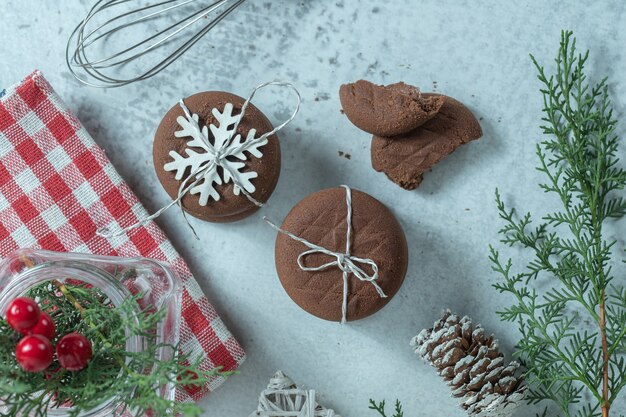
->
[164,102,268,205]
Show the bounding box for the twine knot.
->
[213,149,225,163]
[336,254,347,269]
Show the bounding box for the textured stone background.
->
[1,1,626,416]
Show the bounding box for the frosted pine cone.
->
[411,310,527,417]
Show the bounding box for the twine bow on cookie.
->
[265,185,387,324]
[97,81,301,239]
[250,371,340,417]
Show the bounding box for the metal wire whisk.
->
[66,0,247,88]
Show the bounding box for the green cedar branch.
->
[368,399,404,417]
[490,30,626,417]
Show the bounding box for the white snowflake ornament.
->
[164,102,268,206]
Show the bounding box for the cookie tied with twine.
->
[97,82,300,238]
[268,186,408,323]
[250,371,340,417]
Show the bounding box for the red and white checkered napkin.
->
[0,70,245,401]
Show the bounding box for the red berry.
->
[57,333,93,371]
[22,312,56,340]
[6,297,40,332]
[15,335,54,372]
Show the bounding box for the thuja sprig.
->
[368,399,404,417]
[489,30,626,417]
[0,281,232,417]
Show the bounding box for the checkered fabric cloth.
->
[0,71,245,401]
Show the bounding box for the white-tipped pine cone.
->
[411,310,527,417]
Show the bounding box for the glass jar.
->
[0,249,182,417]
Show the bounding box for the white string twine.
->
[264,185,386,324]
[250,371,340,417]
[97,81,301,238]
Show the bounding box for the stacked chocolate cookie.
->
[153,91,281,222]
[274,186,408,323]
[340,80,482,189]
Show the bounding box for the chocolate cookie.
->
[339,80,444,136]
[371,94,482,189]
[274,187,408,322]
[153,91,281,222]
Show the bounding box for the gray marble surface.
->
[2,1,626,416]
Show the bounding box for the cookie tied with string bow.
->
[152,83,299,224]
[269,186,408,323]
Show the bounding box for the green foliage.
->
[368,399,403,417]
[489,31,626,417]
[0,280,232,417]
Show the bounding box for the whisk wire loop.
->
[67,0,247,88]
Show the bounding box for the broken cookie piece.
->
[371,94,482,189]
[339,80,444,137]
